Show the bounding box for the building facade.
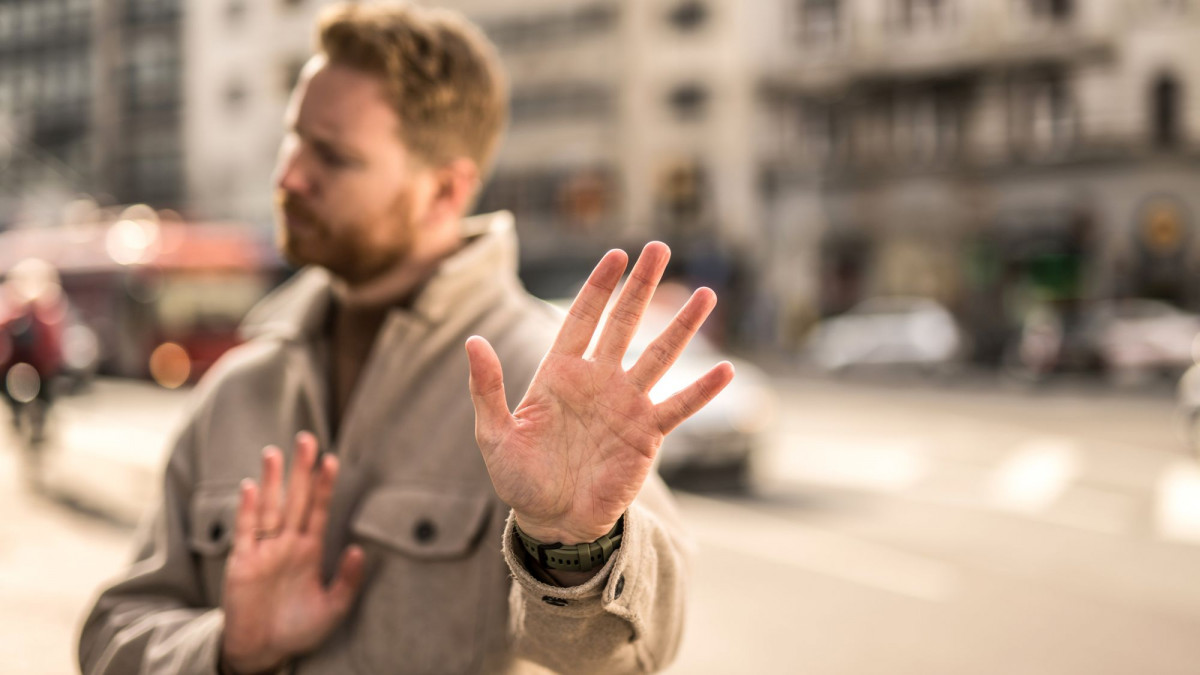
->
[0,0,185,228]
[183,0,315,231]
[760,0,1200,357]
[181,0,1200,354]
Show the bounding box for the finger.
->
[257,446,284,534]
[655,361,735,434]
[325,544,366,616]
[549,249,628,357]
[594,242,670,363]
[627,287,717,392]
[304,453,339,538]
[281,431,318,533]
[234,478,259,553]
[465,336,512,447]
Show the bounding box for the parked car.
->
[1085,299,1200,379]
[547,289,775,489]
[805,297,964,373]
[1177,364,1200,460]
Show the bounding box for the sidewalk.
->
[18,378,192,525]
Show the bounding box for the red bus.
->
[0,218,286,387]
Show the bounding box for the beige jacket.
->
[78,213,690,675]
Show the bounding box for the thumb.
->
[325,544,365,618]
[465,336,512,445]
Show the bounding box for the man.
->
[1,258,67,443]
[79,3,732,673]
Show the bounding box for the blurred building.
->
[183,0,313,231]
[0,0,185,228]
[762,0,1200,359]
[183,0,766,264]
[15,0,1200,356]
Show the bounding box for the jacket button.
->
[614,574,625,599]
[209,521,224,542]
[414,519,437,543]
[541,596,569,607]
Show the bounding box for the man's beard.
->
[274,190,414,286]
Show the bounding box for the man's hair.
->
[316,1,508,175]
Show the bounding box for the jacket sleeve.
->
[503,474,692,673]
[77,419,227,675]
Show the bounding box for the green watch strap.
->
[514,518,624,573]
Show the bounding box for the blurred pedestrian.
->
[0,258,67,442]
[78,3,732,674]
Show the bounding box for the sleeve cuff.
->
[501,505,649,630]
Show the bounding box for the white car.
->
[548,291,775,488]
[1086,299,1200,376]
[805,297,963,373]
[1177,364,1200,459]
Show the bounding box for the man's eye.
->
[317,147,348,167]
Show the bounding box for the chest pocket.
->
[187,487,240,605]
[347,485,496,675]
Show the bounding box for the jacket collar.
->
[241,210,520,343]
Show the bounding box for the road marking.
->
[1156,460,1200,543]
[762,435,930,493]
[987,437,1079,514]
[678,493,959,602]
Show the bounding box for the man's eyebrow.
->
[292,123,365,162]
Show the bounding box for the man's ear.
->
[425,158,480,228]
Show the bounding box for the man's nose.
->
[274,148,312,196]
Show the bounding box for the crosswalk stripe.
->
[1156,460,1200,543]
[986,437,1079,514]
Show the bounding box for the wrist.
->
[512,514,618,545]
[219,644,285,675]
[514,516,624,574]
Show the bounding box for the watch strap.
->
[514,518,624,573]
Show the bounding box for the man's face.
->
[273,57,430,285]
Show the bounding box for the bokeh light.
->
[5,362,41,404]
[148,342,190,389]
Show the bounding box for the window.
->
[803,102,842,165]
[476,166,616,231]
[510,84,613,124]
[891,0,953,32]
[225,80,247,112]
[226,0,246,24]
[667,83,709,121]
[798,0,840,47]
[484,3,618,51]
[127,36,179,110]
[892,85,968,164]
[1153,74,1184,149]
[1028,0,1072,22]
[280,58,306,96]
[1011,71,1074,156]
[667,1,708,31]
[657,160,706,225]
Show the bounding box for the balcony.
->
[771,7,1116,92]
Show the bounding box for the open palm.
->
[466,242,734,545]
[221,434,365,674]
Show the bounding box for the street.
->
[3,376,1200,674]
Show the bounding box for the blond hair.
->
[316,2,508,175]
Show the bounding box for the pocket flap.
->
[351,485,492,559]
[188,488,240,556]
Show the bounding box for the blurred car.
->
[1084,299,1200,378]
[805,296,964,373]
[547,290,775,489]
[1177,362,1200,460]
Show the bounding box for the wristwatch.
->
[514,519,624,573]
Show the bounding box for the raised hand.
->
[466,242,734,546]
[220,433,366,674]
